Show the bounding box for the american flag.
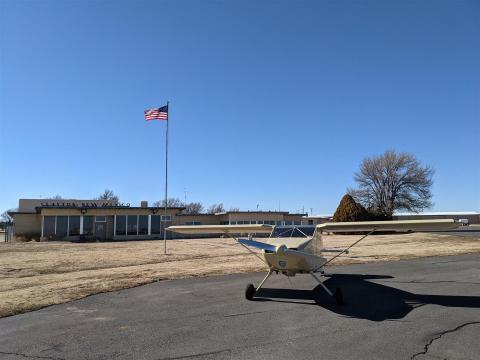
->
[144,105,168,121]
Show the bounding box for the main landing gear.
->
[311,272,344,305]
[245,270,273,300]
[245,283,256,300]
[244,270,344,305]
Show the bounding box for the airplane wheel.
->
[245,283,256,300]
[334,288,344,306]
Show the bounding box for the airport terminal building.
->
[8,199,306,241]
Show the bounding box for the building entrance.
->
[94,222,106,240]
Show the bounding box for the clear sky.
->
[1,0,479,214]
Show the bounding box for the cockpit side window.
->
[271,226,316,238]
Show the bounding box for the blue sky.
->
[1,0,479,214]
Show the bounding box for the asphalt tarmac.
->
[0,254,479,360]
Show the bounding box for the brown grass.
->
[0,232,479,318]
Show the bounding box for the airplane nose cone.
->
[276,244,287,254]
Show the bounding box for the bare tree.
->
[207,203,225,214]
[348,150,434,217]
[154,198,184,207]
[183,202,204,214]
[96,189,120,202]
[1,210,13,223]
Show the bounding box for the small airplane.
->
[167,219,460,305]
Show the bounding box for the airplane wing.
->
[238,238,277,252]
[316,219,459,233]
[167,224,273,235]
[312,219,460,270]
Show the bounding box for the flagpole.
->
[164,101,169,254]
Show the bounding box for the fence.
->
[2,225,14,242]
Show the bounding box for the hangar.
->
[7,199,305,242]
[302,211,480,225]
[393,211,480,224]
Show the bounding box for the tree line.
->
[12,190,238,215]
[1,150,435,223]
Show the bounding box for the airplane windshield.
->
[271,226,315,238]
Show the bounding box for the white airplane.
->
[167,219,460,305]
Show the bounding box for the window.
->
[276,221,283,225]
[68,216,80,236]
[138,215,148,235]
[293,221,301,225]
[264,221,275,225]
[95,216,106,222]
[272,226,316,238]
[250,220,257,224]
[284,221,292,226]
[230,221,237,225]
[185,221,201,225]
[83,216,94,235]
[151,215,161,234]
[115,216,126,235]
[56,216,68,237]
[161,215,172,221]
[44,216,55,236]
[127,215,138,235]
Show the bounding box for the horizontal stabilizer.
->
[238,238,277,252]
[167,224,273,234]
[317,219,459,233]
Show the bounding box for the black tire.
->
[334,288,344,306]
[245,283,256,300]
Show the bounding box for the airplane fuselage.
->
[263,250,326,276]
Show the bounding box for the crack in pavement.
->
[159,348,232,359]
[0,351,66,360]
[223,310,269,318]
[428,259,465,265]
[410,321,480,360]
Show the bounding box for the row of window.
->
[227,220,302,225]
[43,215,172,237]
[115,215,171,236]
[43,216,301,237]
[43,216,94,237]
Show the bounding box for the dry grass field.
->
[1,232,479,318]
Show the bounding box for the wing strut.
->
[226,233,268,265]
[313,229,375,271]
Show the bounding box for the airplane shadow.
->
[254,274,480,322]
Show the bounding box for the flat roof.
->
[221,211,306,215]
[304,211,480,218]
[304,214,333,218]
[394,211,479,216]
